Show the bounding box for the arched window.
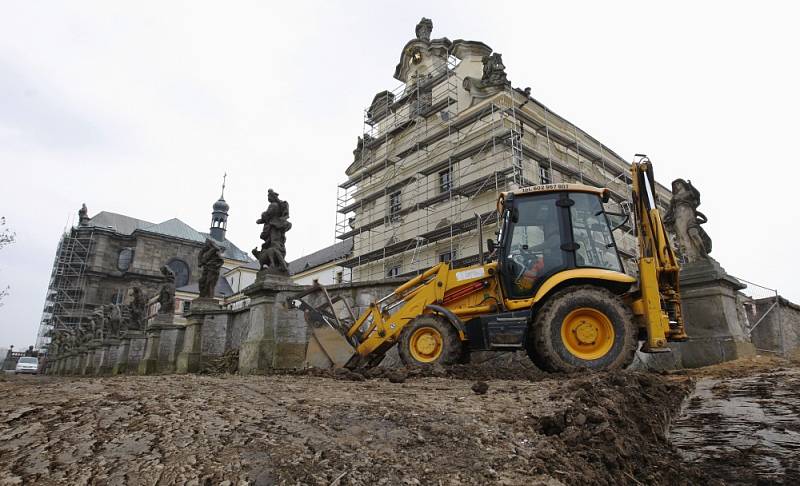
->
[117,248,134,271]
[166,258,190,288]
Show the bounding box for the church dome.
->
[213,197,229,213]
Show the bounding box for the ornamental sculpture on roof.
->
[463,52,511,101]
[253,189,292,274]
[78,203,89,226]
[481,53,508,87]
[415,17,433,42]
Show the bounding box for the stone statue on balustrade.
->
[90,306,109,340]
[157,265,176,314]
[49,331,65,355]
[108,304,124,337]
[124,287,147,332]
[663,179,713,265]
[252,189,292,275]
[198,238,224,298]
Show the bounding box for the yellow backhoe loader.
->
[291,156,687,372]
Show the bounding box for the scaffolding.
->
[333,58,660,283]
[35,227,94,351]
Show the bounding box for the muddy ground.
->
[0,358,797,485]
[671,357,800,485]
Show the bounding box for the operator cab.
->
[496,184,625,299]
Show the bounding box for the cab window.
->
[570,193,623,272]
[503,194,566,298]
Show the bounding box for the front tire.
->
[527,285,637,372]
[399,315,464,367]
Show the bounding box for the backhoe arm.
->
[630,156,687,352]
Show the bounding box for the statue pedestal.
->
[116,332,146,374]
[128,332,147,373]
[158,324,185,374]
[49,357,59,375]
[177,298,218,373]
[65,353,75,375]
[113,337,131,375]
[239,272,307,374]
[674,259,756,368]
[71,352,82,375]
[82,342,101,375]
[97,339,120,375]
[138,316,169,375]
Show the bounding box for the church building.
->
[36,187,252,348]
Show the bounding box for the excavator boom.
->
[630,155,687,351]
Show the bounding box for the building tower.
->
[210,173,229,241]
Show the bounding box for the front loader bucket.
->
[288,283,358,369]
[305,325,355,368]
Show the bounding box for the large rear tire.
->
[399,315,464,367]
[527,285,637,372]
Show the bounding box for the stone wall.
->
[749,296,800,358]
[54,276,797,376]
[226,311,251,352]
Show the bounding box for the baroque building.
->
[335,19,671,281]
[36,189,252,348]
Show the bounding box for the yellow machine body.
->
[295,165,687,369]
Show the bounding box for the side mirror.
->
[487,239,496,253]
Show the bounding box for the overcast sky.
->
[1,1,798,349]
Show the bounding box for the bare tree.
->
[0,217,15,306]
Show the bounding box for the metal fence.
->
[735,276,791,357]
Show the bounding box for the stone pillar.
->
[64,354,74,375]
[157,324,185,373]
[200,313,230,364]
[138,326,163,375]
[82,342,100,375]
[675,260,756,368]
[176,317,202,374]
[113,337,132,375]
[176,298,216,373]
[239,272,307,375]
[92,342,103,373]
[97,338,120,375]
[47,357,57,375]
[126,332,147,374]
[70,353,81,375]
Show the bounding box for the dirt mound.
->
[526,371,716,485]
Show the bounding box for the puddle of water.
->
[670,369,800,483]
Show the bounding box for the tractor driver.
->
[513,203,562,293]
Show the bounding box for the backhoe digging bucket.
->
[288,283,358,369]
